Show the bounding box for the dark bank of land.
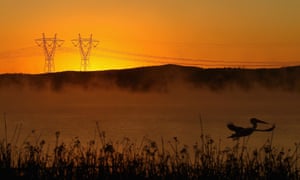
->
[1,64,300,92]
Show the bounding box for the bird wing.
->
[255,124,276,132]
[227,123,244,132]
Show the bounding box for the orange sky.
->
[1,0,300,73]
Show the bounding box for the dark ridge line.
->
[0,64,300,93]
[1,63,300,76]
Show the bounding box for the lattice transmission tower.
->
[71,34,99,71]
[35,33,64,73]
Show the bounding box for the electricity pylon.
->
[71,34,99,71]
[35,33,64,73]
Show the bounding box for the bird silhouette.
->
[227,118,275,139]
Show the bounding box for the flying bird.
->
[227,118,275,139]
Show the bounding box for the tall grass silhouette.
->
[0,120,299,179]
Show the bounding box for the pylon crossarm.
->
[82,41,90,48]
[80,38,94,41]
[35,40,43,47]
[93,41,99,48]
[71,39,79,47]
[56,40,64,47]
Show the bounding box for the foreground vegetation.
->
[0,124,299,179]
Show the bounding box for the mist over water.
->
[0,66,300,150]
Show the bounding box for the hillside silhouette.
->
[0,64,300,92]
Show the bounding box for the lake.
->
[1,84,299,151]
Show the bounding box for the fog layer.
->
[0,65,299,148]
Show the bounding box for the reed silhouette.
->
[0,120,299,179]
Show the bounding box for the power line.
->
[5,44,297,69]
[97,47,288,66]
[3,36,294,72]
[96,48,294,68]
[96,54,285,68]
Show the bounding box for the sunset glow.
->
[1,2,300,178]
[1,0,300,73]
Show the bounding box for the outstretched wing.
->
[255,124,276,132]
[227,123,244,132]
